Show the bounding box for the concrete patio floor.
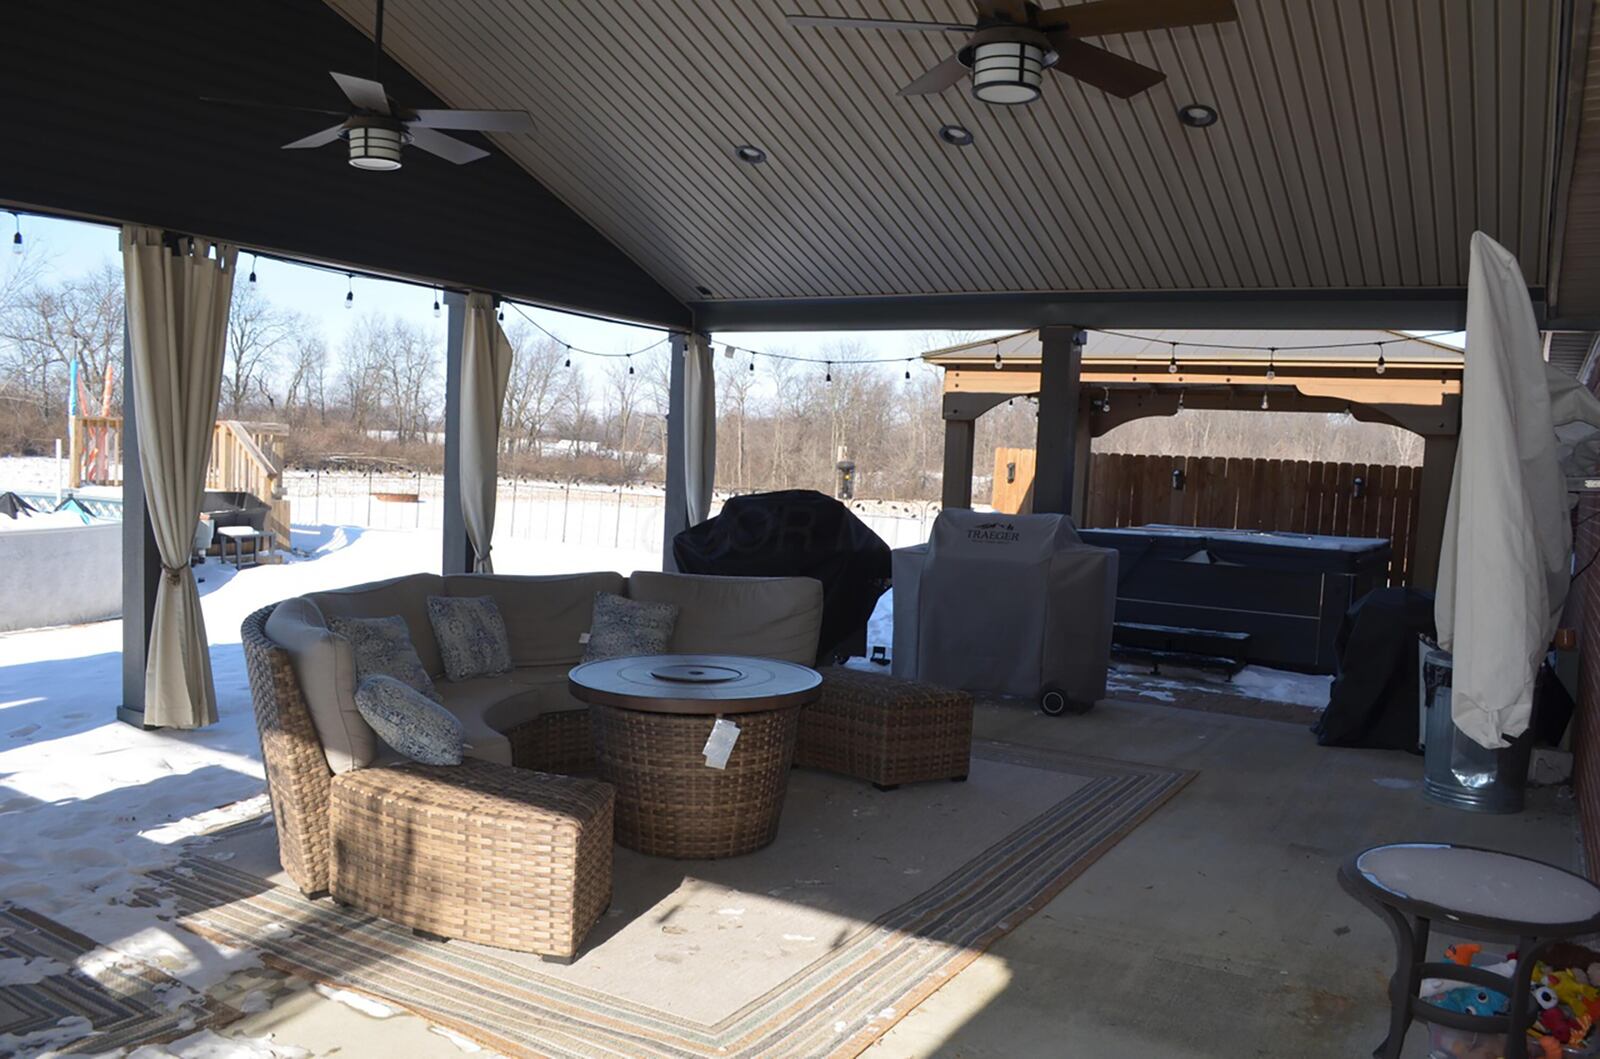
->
[203,695,1578,1058]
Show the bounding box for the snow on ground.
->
[0,518,661,1013]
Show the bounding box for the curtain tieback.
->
[162,563,189,586]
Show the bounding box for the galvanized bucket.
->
[1420,647,1534,814]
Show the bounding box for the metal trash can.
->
[1421,646,1535,814]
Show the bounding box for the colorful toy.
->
[1447,943,1484,967]
[1433,985,1510,1018]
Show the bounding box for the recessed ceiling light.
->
[1178,103,1219,128]
[734,144,767,164]
[937,124,974,147]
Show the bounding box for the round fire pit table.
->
[569,654,821,859]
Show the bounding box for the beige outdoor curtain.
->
[461,292,513,572]
[121,226,237,729]
[683,334,717,527]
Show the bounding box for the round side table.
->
[1339,843,1600,1059]
[568,654,822,859]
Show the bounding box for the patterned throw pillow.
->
[426,595,513,682]
[354,675,464,766]
[328,615,441,703]
[583,592,678,662]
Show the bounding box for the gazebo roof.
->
[923,328,1465,369]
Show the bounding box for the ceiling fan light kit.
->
[347,118,405,170]
[937,123,975,146]
[965,28,1053,106]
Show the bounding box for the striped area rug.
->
[151,742,1190,1058]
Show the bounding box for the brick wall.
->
[1578,381,1600,877]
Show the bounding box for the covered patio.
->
[5,0,1600,1056]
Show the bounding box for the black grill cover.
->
[672,490,891,663]
[1312,587,1435,750]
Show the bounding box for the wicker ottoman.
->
[328,760,613,961]
[797,667,974,790]
[506,708,596,776]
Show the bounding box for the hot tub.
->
[1075,525,1393,674]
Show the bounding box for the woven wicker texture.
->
[797,667,974,787]
[242,604,335,894]
[329,760,614,958]
[590,702,798,859]
[507,708,596,776]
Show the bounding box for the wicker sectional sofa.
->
[242,567,974,959]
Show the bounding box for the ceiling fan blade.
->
[408,126,490,164]
[785,14,969,33]
[408,108,533,132]
[1039,0,1238,37]
[201,96,348,118]
[330,71,391,114]
[972,0,1030,21]
[1049,38,1167,98]
[898,54,970,96]
[282,124,347,150]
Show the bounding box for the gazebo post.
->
[1071,394,1093,523]
[441,290,471,575]
[940,417,976,510]
[117,320,161,729]
[1033,325,1085,515]
[1410,433,1458,590]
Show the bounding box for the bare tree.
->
[0,263,123,418]
[502,325,572,457]
[223,282,299,416]
[604,355,647,478]
[280,333,328,422]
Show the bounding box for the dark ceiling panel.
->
[1,0,688,329]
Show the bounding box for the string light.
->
[825,362,833,383]
[627,354,634,375]
[750,357,756,373]
[432,287,441,318]
[564,345,571,368]
[904,368,911,380]
[1167,343,1178,374]
[11,214,21,255]
[1265,347,1276,381]
[1261,391,1270,410]
[1177,389,1185,410]
[497,304,505,323]
[1101,386,1112,412]
[248,255,258,284]
[1375,349,1387,375]
[994,349,1003,370]
[344,274,353,309]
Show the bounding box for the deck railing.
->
[70,416,293,538]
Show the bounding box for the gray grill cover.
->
[893,510,1117,702]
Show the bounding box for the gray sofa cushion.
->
[264,597,374,774]
[355,675,463,766]
[626,571,824,664]
[427,595,513,681]
[306,573,446,677]
[582,592,677,661]
[328,615,441,703]
[443,571,626,666]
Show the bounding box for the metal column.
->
[117,321,161,728]
[441,290,471,575]
[661,331,689,570]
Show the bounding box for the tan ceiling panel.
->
[324,0,1563,303]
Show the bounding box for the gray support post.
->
[662,331,689,571]
[1070,395,1093,524]
[1411,433,1458,590]
[441,290,470,575]
[1033,325,1085,514]
[941,417,976,510]
[118,321,161,728]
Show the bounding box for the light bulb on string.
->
[627,354,634,376]
[432,288,441,317]
[994,349,1003,370]
[825,363,832,384]
[749,357,756,373]
[10,214,21,255]
[497,305,505,323]
[1167,343,1179,374]
[1265,347,1276,381]
[1101,386,1112,413]
[1261,391,1270,410]
[345,274,354,310]
[1375,349,1387,375]
[248,255,258,284]
[564,345,571,368]
[1177,389,1185,411]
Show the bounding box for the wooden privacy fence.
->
[993,448,1423,585]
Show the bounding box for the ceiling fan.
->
[203,0,532,170]
[787,0,1237,105]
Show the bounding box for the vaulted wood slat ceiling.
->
[324,0,1563,309]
